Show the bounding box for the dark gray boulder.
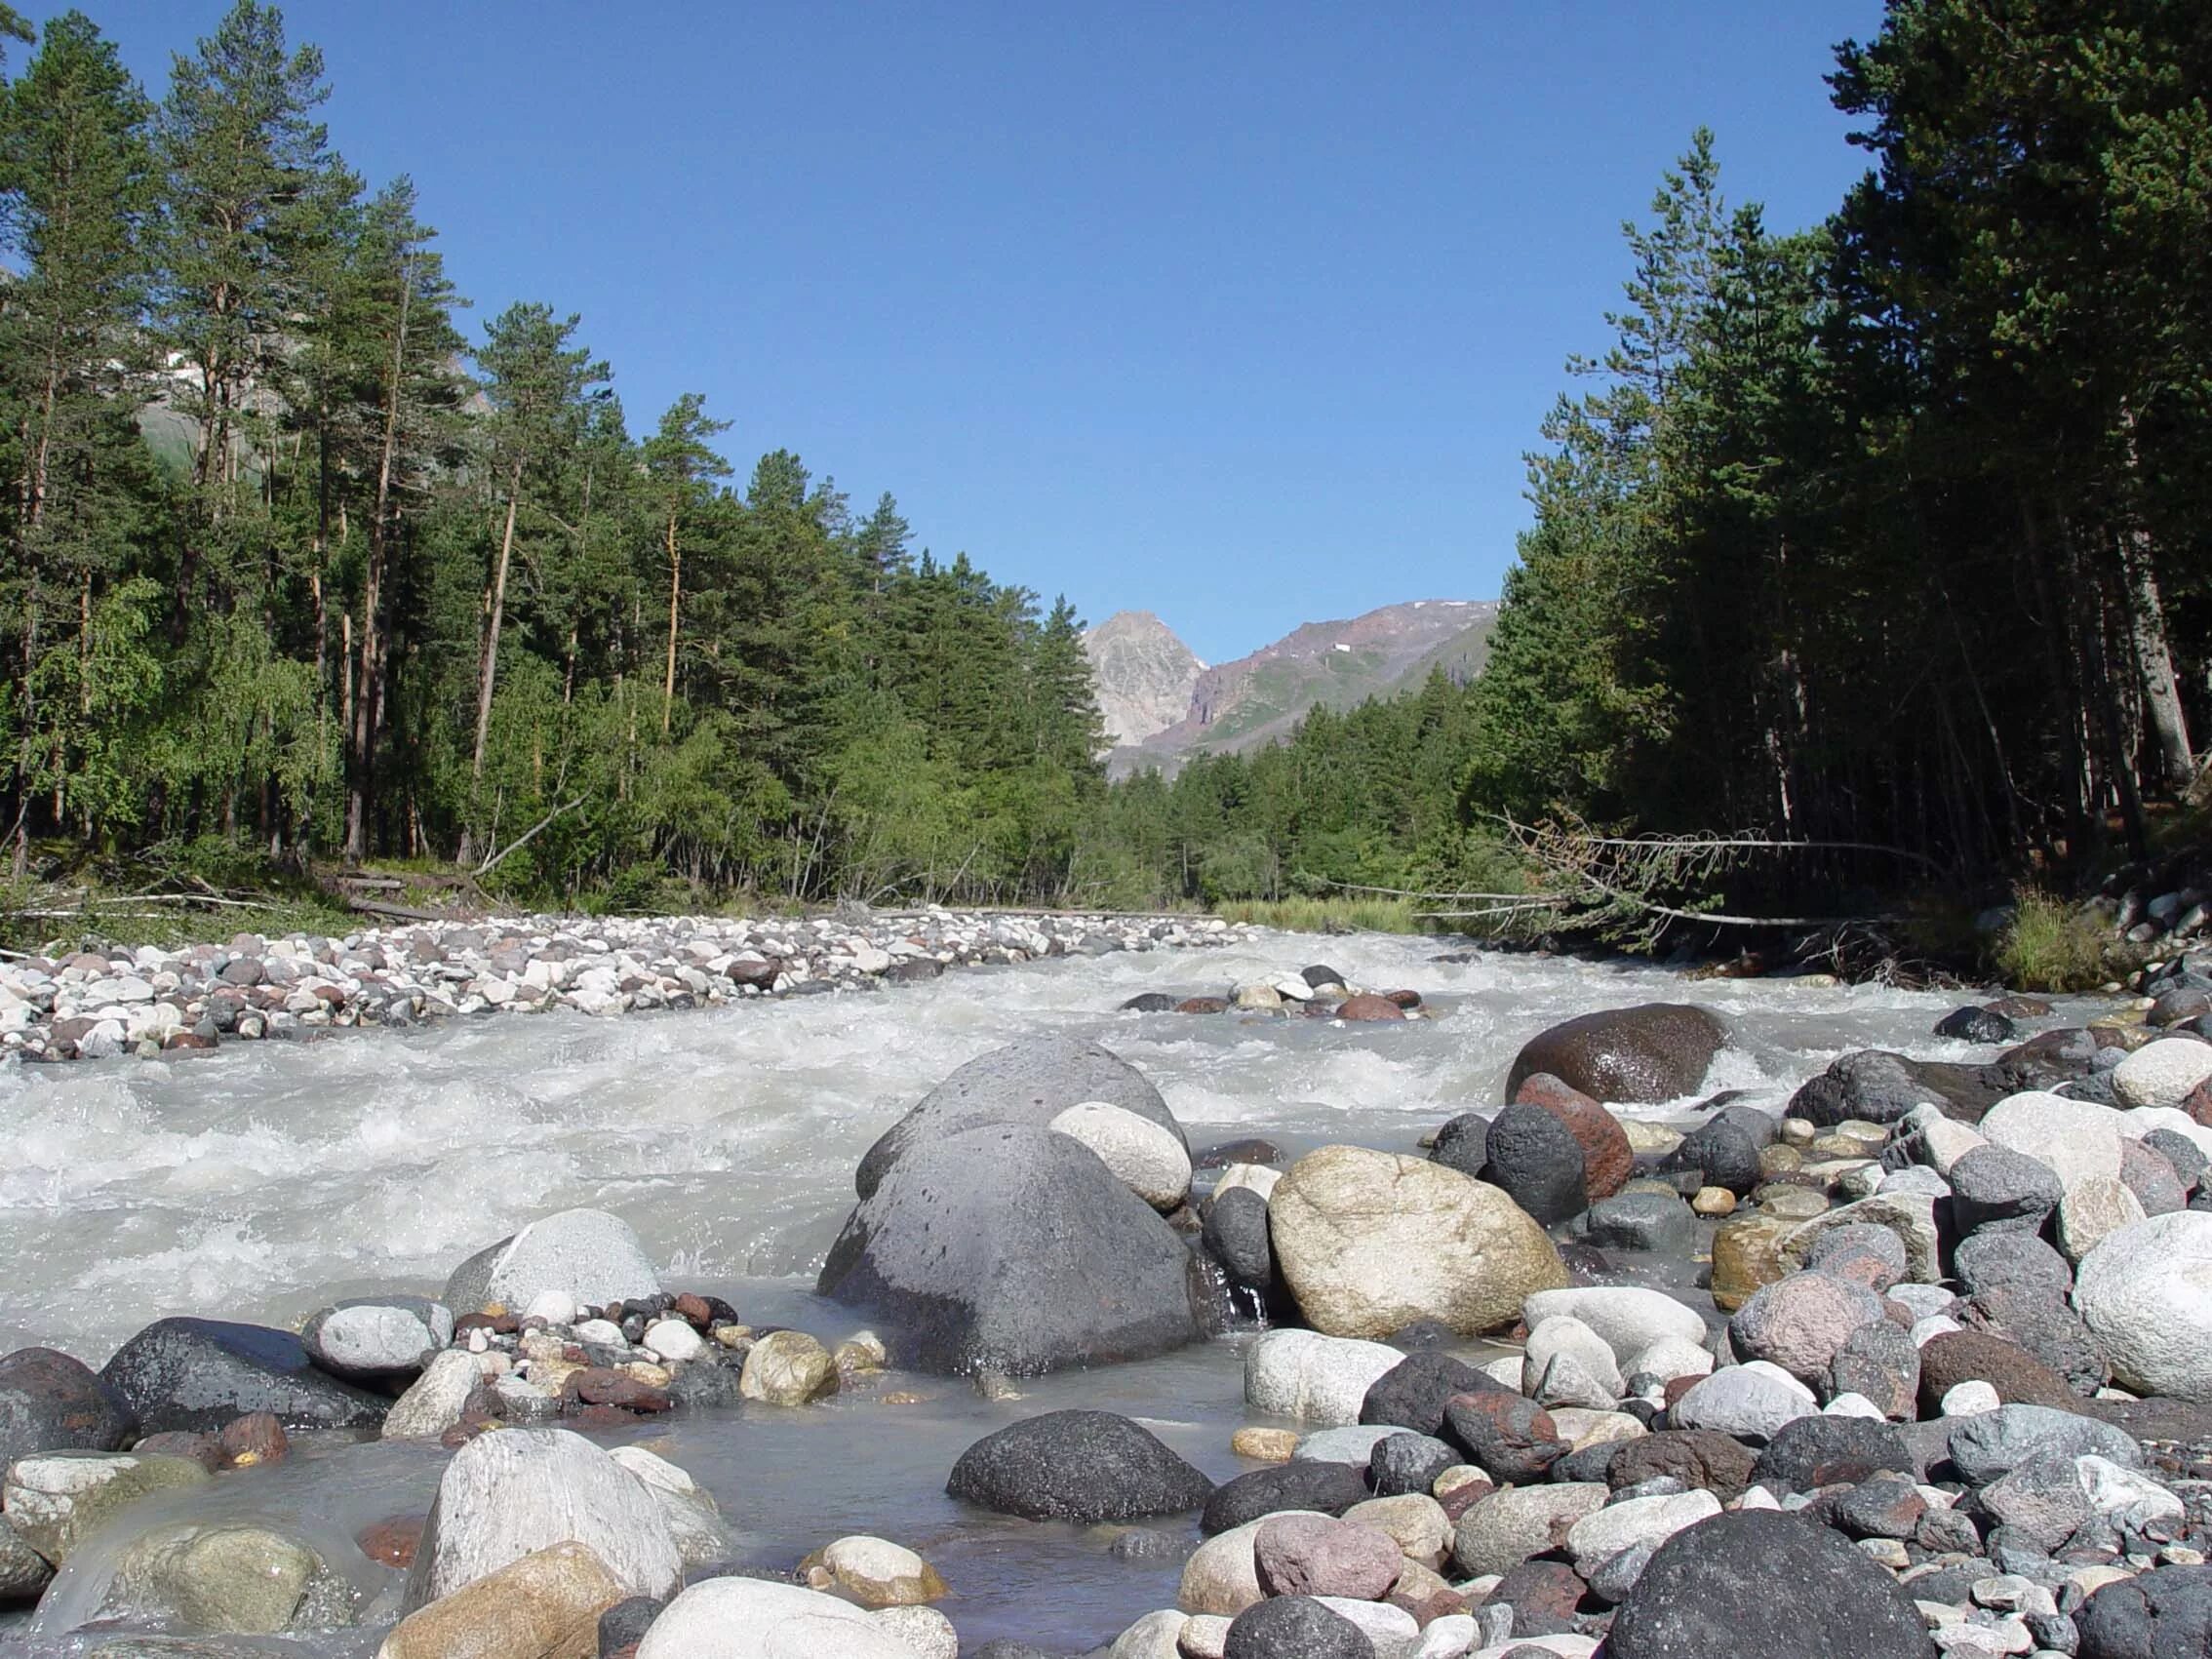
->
[99,1319,390,1434]
[1369,1431,1459,1498]
[1750,1414,1915,1493]
[1663,1114,1760,1197]
[1427,1112,1490,1178]
[2120,1138,2189,1216]
[1584,1191,1697,1254]
[817,1123,1202,1375]
[1936,1007,2017,1044]
[1359,1352,1506,1436]
[1788,1049,2011,1126]
[1505,1004,1728,1104]
[1224,1595,1375,1658]
[1120,992,1177,1012]
[1204,1187,1274,1289]
[1951,1144,2066,1236]
[1606,1509,1936,1659]
[1201,1461,1368,1534]
[2076,1562,2212,1659]
[1953,1231,2073,1303]
[0,1348,137,1468]
[853,1036,1180,1198]
[1482,1102,1588,1224]
[945,1409,1212,1523]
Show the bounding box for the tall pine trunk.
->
[458,460,522,866]
[662,506,680,735]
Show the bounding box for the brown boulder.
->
[1337,994,1407,1022]
[1916,1330,2079,1416]
[1515,1073,1634,1202]
[1505,1004,1728,1105]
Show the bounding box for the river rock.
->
[606,1445,731,1570]
[1565,1489,1719,1575]
[2058,1176,2148,1262]
[1667,1362,1816,1442]
[99,1521,346,1635]
[1223,1595,1375,1659]
[1183,1512,1324,1616]
[1711,1212,1793,1312]
[381,1350,480,1441]
[946,1410,1211,1522]
[1426,1112,1489,1178]
[0,1346,138,1468]
[1605,1509,1936,1658]
[1946,1404,2140,1485]
[1504,1004,1728,1104]
[739,1330,839,1403]
[1051,1100,1193,1210]
[800,1535,948,1606]
[1481,1102,1589,1224]
[1248,1331,1403,1426]
[1936,1006,2016,1044]
[0,1514,50,1601]
[634,1576,924,1659]
[2118,1135,2189,1214]
[443,1208,660,1316]
[1949,1145,2065,1237]
[1583,1191,1695,1255]
[2,1449,212,1563]
[1521,1287,1705,1363]
[1268,1146,1567,1337]
[1203,1461,1369,1533]
[299,1298,452,1387]
[1205,1186,1274,1288]
[855,1036,1181,1198]
[2113,1037,2212,1108]
[1916,1328,2078,1412]
[99,1318,390,1434]
[1358,1352,1504,1436]
[377,1540,623,1659]
[1662,1113,1762,1197]
[1954,1230,2073,1303]
[403,1427,682,1612]
[818,1123,1200,1374]
[1516,1073,1635,1201]
[1606,1429,1757,1500]
[1524,1316,1625,1402]
[1729,1273,1885,1386]
[2074,1561,2212,1659]
[1977,1092,2126,1190]
[1367,1432,1458,1498]
[2074,1211,2212,1400]
[1252,1512,1402,1600]
[1451,1482,1608,1578]
[1443,1392,1567,1483]
[1828,1318,1920,1420]
[1775,1191,1940,1284]
[1749,1412,1913,1492]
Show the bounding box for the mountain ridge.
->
[1086,598,1497,778]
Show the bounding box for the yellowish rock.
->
[1691,1186,1737,1217]
[375,1540,622,1659]
[1230,1427,1298,1462]
[1711,1213,1793,1313]
[799,1534,948,1606]
[739,1330,840,1405]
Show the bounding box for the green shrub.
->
[1995,889,2113,992]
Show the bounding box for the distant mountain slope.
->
[1090,599,1496,778]
[1083,611,1205,746]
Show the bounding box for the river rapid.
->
[0,930,2058,1654]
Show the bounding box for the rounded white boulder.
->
[1051,1100,1193,1210]
[1976,1092,2125,1192]
[2074,1211,2212,1401]
[2113,1038,2212,1109]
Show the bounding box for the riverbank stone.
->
[818,1122,1201,1375]
[402,1427,683,1612]
[1051,1100,1193,1210]
[1481,1103,1589,1224]
[2,1449,212,1564]
[1268,1146,1568,1338]
[442,1208,660,1316]
[1604,1509,1936,1658]
[0,1347,138,1467]
[2074,1211,2212,1400]
[97,1521,349,1635]
[1223,1595,1375,1659]
[946,1410,1212,1522]
[99,1318,389,1434]
[1203,1461,1369,1534]
[1248,1330,1403,1426]
[633,1576,923,1659]
[1504,1004,1728,1105]
[854,1035,1181,1198]
[298,1297,452,1386]
[377,1540,623,1659]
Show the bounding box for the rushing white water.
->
[0,930,2047,1653]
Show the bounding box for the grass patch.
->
[1214,895,1424,933]
[1993,889,2116,992]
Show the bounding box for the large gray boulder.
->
[818,1123,1202,1375]
[2074,1211,2212,1401]
[1504,1004,1727,1105]
[0,1348,138,1469]
[298,1298,452,1387]
[99,1319,389,1434]
[402,1427,682,1612]
[855,1036,1180,1198]
[442,1207,660,1316]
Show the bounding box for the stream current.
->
[0,930,2051,1653]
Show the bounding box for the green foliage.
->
[1994,891,2115,993]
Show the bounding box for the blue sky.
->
[81,1,1884,664]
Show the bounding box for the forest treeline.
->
[2,1,2206,924]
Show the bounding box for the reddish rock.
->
[671,1293,713,1327]
[1384,990,1424,1008]
[1515,1072,1634,1202]
[2186,1077,2212,1127]
[1916,1329,2079,1415]
[1437,1476,1494,1521]
[1662,1373,1701,1412]
[1253,1513,1404,1600]
[217,1411,288,1468]
[163,1032,217,1051]
[1176,997,1230,1014]
[1486,1559,1588,1637]
[1337,994,1407,1022]
[357,1514,425,1568]
[567,1369,672,1412]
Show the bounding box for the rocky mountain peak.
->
[1084,612,1205,747]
